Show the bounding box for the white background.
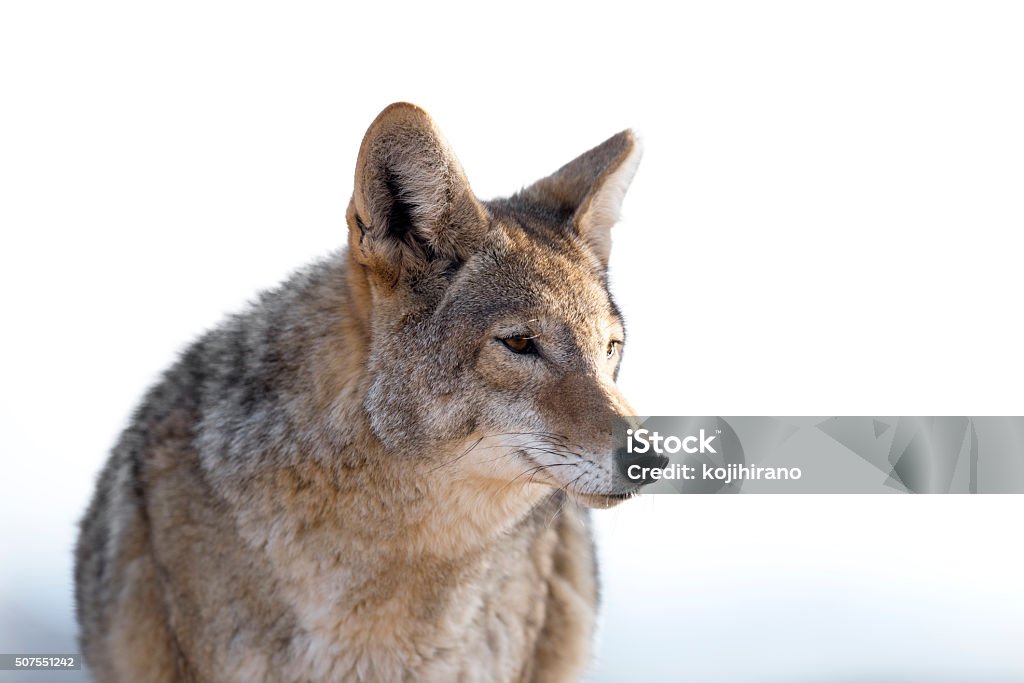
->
[2,2,1023,681]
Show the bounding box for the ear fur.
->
[516,130,642,266]
[349,103,487,284]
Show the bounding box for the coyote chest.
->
[279,518,560,682]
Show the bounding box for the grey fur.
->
[75,103,641,682]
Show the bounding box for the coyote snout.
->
[478,373,657,509]
[76,102,648,683]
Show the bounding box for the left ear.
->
[516,130,642,267]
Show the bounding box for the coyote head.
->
[346,103,660,508]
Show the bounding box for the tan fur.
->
[76,103,643,682]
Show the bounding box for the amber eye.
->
[500,336,538,355]
[607,340,622,358]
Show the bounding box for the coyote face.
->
[351,103,649,508]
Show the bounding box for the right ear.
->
[515,130,641,269]
[348,103,487,285]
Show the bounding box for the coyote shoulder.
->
[76,103,645,682]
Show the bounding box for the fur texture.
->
[75,102,643,682]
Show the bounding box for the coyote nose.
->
[614,448,669,485]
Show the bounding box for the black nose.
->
[614,448,670,485]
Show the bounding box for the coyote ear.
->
[349,103,487,283]
[517,130,642,267]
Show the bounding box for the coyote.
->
[75,103,656,682]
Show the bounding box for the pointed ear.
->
[517,130,642,267]
[348,103,487,284]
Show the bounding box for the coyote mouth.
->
[570,489,641,509]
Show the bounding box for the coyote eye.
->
[500,336,538,355]
[606,340,622,358]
